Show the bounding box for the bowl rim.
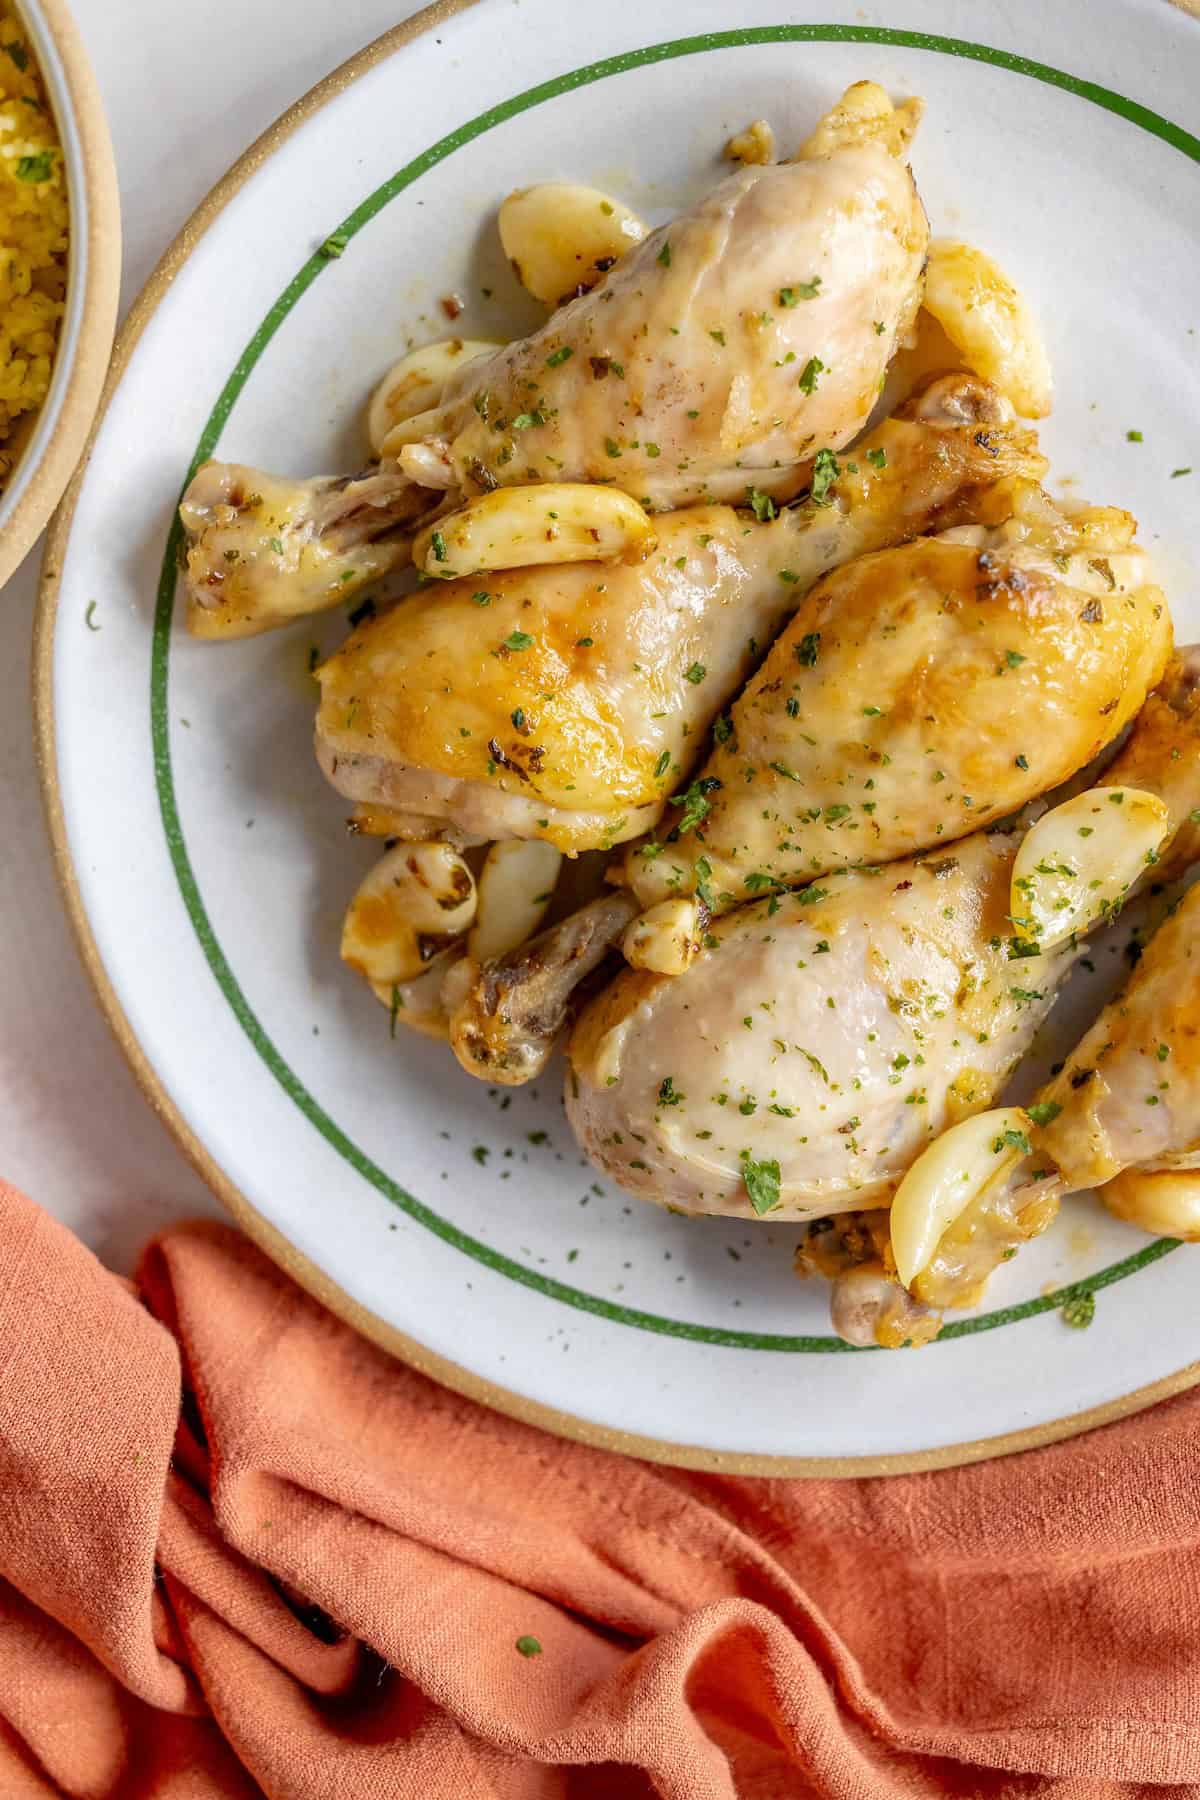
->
[0,0,120,590]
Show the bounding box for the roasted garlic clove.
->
[368,339,502,456]
[1010,788,1170,951]
[412,482,655,579]
[342,842,476,986]
[468,839,563,964]
[922,239,1053,418]
[498,182,647,306]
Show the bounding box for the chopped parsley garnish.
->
[268,537,284,555]
[709,328,726,346]
[795,631,821,668]
[473,590,491,606]
[1061,1291,1095,1330]
[1026,1101,1062,1127]
[4,40,28,69]
[797,356,825,395]
[1015,753,1030,770]
[389,985,402,1037]
[713,713,734,746]
[685,662,707,684]
[430,529,448,563]
[778,277,821,306]
[646,442,662,457]
[84,601,100,632]
[515,1635,543,1657]
[672,775,721,834]
[510,410,545,431]
[504,630,534,651]
[809,447,841,506]
[318,229,349,259]
[545,346,573,367]
[657,240,672,267]
[654,749,671,778]
[1126,429,1143,443]
[658,1076,684,1107]
[1171,467,1193,478]
[604,437,622,458]
[15,149,53,182]
[873,320,886,335]
[1003,649,1027,670]
[992,1127,1032,1155]
[740,1150,781,1216]
[746,486,777,522]
[511,707,526,730]
[866,446,887,470]
[575,635,593,647]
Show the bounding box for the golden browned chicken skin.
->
[564,656,1200,1226]
[314,377,1044,856]
[179,82,928,636]
[627,488,1170,912]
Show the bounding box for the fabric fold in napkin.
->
[1,1180,1198,1797]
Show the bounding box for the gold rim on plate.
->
[32,0,1200,1476]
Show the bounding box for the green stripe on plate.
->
[151,25,1194,1350]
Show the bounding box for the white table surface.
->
[1,0,424,1268]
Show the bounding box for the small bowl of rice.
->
[0,0,118,589]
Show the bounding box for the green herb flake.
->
[866,446,887,470]
[4,40,29,69]
[1171,467,1193,479]
[795,631,821,668]
[604,437,622,458]
[685,662,707,685]
[992,1127,1032,1155]
[84,601,100,632]
[797,355,825,395]
[658,1076,684,1107]
[809,447,841,507]
[510,410,545,431]
[657,240,672,267]
[778,276,821,307]
[1061,1291,1095,1330]
[740,1151,782,1216]
[709,328,726,346]
[318,229,349,259]
[473,590,491,607]
[654,749,672,778]
[430,529,448,563]
[1126,429,1144,443]
[1026,1100,1062,1127]
[16,149,53,183]
[746,486,777,522]
[515,1635,543,1657]
[545,346,573,367]
[504,630,534,651]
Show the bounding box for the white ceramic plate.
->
[38,0,1200,1472]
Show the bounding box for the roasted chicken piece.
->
[627,483,1171,912]
[314,376,1044,856]
[179,464,433,641]
[393,82,926,512]
[180,81,928,635]
[563,660,1199,1223]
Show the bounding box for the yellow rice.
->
[0,6,67,489]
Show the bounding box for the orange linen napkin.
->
[2,1180,1199,1798]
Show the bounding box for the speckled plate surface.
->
[37,0,1200,1471]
